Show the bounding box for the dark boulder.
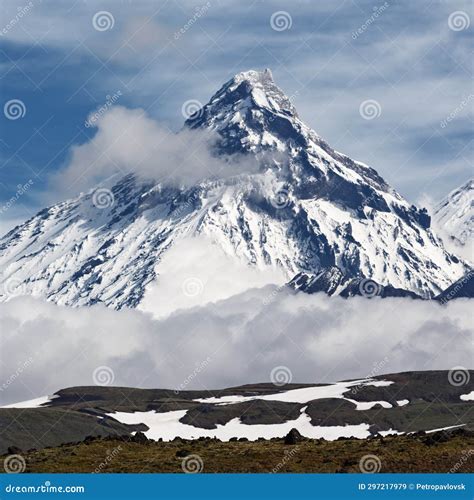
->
[284,428,302,445]
[176,449,191,458]
[131,432,149,444]
[7,446,22,454]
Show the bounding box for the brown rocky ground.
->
[6,428,473,473]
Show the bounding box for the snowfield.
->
[108,407,372,441]
[1,395,57,408]
[194,379,393,405]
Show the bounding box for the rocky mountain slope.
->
[0,70,468,308]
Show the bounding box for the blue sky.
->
[0,0,472,234]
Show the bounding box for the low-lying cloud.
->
[139,237,286,319]
[0,289,471,406]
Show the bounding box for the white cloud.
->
[0,290,471,405]
[50,106,259,198]
[139,236,286,319]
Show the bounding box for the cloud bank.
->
[1,290,471,405]
[139,237,286,319]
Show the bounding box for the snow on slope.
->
[194,378,393,406]
[108,377,395,442]
[460,392,474,401]
[433,179,473,259]
[107,407,372,441]
[1,395,57,408]
[0,69,468,308]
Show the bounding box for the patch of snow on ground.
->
[1,395,57,408]
[378,429,403,436]
[397,399,409,406]
[460,391,474,401]
[425,424,466,433]
[107,407,371,441]
[346,399,393,410]
[194,379,393,405]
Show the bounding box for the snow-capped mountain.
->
[0,70,468,308]
[433,179,473,251]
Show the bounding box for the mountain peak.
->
[219,68,297,115]
[184,68,299,139]
[232,68,274,86]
